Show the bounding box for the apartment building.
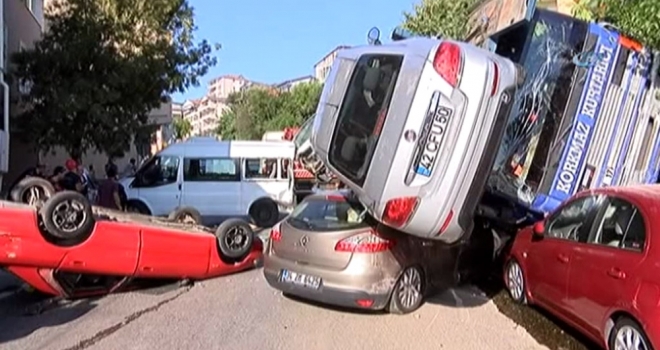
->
[183,75,251,136]
[275,75,316,92]
[313,45,350,83]
[1,0,46,190]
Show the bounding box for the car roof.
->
[588,184,660,206]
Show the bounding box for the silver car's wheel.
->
[610,318,651,350]
[505,259,526,304]
[388,266,424,314]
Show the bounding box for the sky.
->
[173,0,417,102]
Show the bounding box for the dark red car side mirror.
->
[533,222,545,237]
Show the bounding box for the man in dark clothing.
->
[105,158,119,178]
[59,159,84,193]
[97,166,123,210]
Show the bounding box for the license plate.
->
[280,269,321,289]
[416,102,453,177]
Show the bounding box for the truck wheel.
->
[11,177,55,207]
[39,191,95,241]
[168,206,202,225]
[215,218,254,259]
[249,199,279,228]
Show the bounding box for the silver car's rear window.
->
[287,197,368,231]
[328,54,403,187]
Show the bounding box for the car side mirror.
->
[533,222,545,237]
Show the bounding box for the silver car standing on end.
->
[310,37,522,243]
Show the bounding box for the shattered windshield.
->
[490,10,589,205]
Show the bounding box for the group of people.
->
[10,157,140,211]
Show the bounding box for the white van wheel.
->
[168,206,202,225]
[249,199,279,228]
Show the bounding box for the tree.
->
[11,0,218,159]
[172,116,192,140]
[401,0,478,40]
[216,82,323,140]
[594,0,660,49]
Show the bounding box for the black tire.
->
[504,259,527,304]
[215,218,254,259]
[608,317,652,350]
[39,191,95,240]
[387,266,424,315]
[168,206,202,225]
[10,177,55,206]
[125,200,151,215]
[249,199,279,228]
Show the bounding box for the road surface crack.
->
[60,286,192,350]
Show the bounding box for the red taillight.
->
[270,224,282,242]
[355,299,374,308]
[490,61,499,96]
[433,42,462,87]
[382,197,419,227]
[437,210,454,236]
[334,231,394,253]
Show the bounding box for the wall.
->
[3,0,44,189]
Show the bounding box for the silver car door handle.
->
[422,241,433,247]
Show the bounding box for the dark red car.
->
[0,191,262,298]
[505,185,660,350]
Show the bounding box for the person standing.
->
[59,159,84,193]
[97,166,123,210]
[105,157,118,178]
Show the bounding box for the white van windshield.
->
[328,54,403,187]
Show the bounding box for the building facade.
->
[1,0,46,190]
[313,45,350,83]
[275,75,316,92]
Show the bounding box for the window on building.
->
[184,157,239,182]
[24,0,45,28]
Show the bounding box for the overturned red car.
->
[0,191,263,298]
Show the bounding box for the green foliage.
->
[572,0,660,49]
[172,116,192,140]
[217,82,322,140]
[402,0,478,40]
[11,0,218,159]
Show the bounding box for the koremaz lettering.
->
[556,121,591,194]
[580,46,614,118]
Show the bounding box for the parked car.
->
[120,137,296,227]
[504,184,660,350]
[263,193,460,314]
[0,191,262,299]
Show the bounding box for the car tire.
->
[608,317,651,350]
[504,259,527,304]
[387,266,424,315]
[168,206,202,225]
[249,199,279,228]
[10,177,55,207]
[39,191,95,241]
[215,218,254,260]
[125,200,151,215]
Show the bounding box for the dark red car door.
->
[527,194,601,316]
[566,196,647,337]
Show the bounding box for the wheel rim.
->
[397,268,422,309]
[52,200,87,233]
[506,261,524,301]
[23,186,46,206]
[615,325,649,350]
[223,226,249,252]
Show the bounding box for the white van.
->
[120,137,295,227]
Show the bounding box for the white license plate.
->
[416,103,453,177]
[280,269,321,289]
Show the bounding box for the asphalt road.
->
[0,267,549,350]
